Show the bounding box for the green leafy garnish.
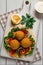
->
[21,15,26,21]
[11,27,20,32]
[11,28,16,32]
[29,49,34,55]
[21,13,36,28]
[24,54,28,56]
[4,36,11,51]
[16,50,19,54]
[15,50,19,57]
[21,15,26,24]
[26,19,33,28]
[20,28,26,30]
[15,27,20,31]
[29,35,35,42]
[4,36,8,43]
[31,38,35,42]
[8,31,15,38]
[26,13,30,18]
[29,35,32,38]
[4,43,11,51]
[4,36,9,44]
[15,53,19,58]
[31,44,35,47]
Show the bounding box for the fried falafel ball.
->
[10,39,20,50]
[21,37,32,48]
[13,31,25,40]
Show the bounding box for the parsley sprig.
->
[29,35,35,42]
[21,13,36,28]
[4,36,11,51]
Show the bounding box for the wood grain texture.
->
[0,0,42,65]
[0,0,7,65]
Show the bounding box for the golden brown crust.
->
[14,31,25,40]
[4,27,35,58]
[21,37,32,48]
[10,39,20,50]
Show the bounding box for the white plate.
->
[35,1,43,13]
[1,25,36,62]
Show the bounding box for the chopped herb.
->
[21,15,26,24]
[29,35,35,42]
[16,27,20,31]
[4,43,8,48]
[16,50,19,54]
[26,19,33,28]
[4,36,8,43]
[24,54,28,56]
[21,15,26,21]
[31,44,35,47]
[31,38,35,42]
[29,49,33,55]
[26,13,30,18]
[8,32,15,38]
[11,28,16,32]
[29,35,32,38]
[20,28,26,30]
[11,27,20,32]
[4,43,11,51]
[16,53,19,58]
[6,47,11,51]
[4,36,8,40]
[28,17,36,23]
[21,13,36,28]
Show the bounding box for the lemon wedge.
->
[11,14,21,24]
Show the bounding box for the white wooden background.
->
[0,0,42,65]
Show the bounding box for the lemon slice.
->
[11,14,21,24]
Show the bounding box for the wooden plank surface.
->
[0,0,42,65]
[0,0,7,65]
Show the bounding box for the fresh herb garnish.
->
[16,50,19,54]
[11,27,20,32]
[29,35,32,38]
[29,49,34,55]
[21,13,36,28]
[20,28,26,30]
[29,35,35,42]
[8,31,15,38]
[4,36,11,51]
[26,19,33,28]
[31,38,35,42]
[21,15,26,24]
[11,28,16,32]
[31,44,35,47]
[24,54,28,56]
[4,36,8,43]
[26,13,30,18]
[4,43,11,51]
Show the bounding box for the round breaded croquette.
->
[10,39,20,50]
[14,31,25,40]
[21,37,32,48]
